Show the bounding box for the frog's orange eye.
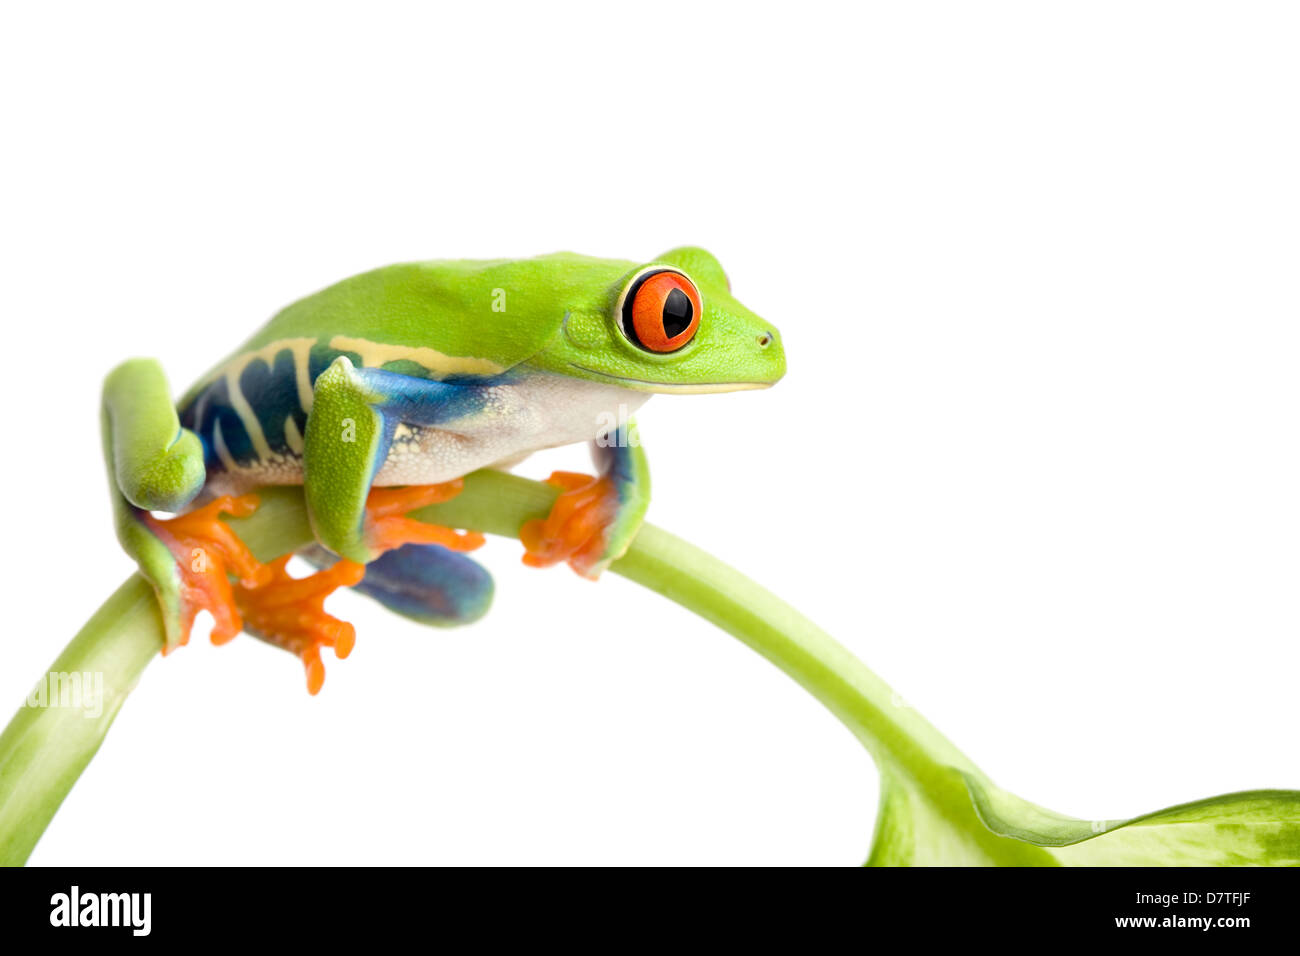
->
[620,269,701,353]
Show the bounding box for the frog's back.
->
[177,254,632,490]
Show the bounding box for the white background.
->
[1,3,1298,866]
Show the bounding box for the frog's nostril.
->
[757,332,774,348]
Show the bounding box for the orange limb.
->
[234,480,481,694]
[146,481,482,694]
[234,555,366,695]
[365,480,486,555]
[145,494,270,651]
[519,471,618,577]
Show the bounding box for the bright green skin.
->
[196,246,782,396]
[101,247,786,649]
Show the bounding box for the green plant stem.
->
[0,578,161,865]
[0,470,979,865]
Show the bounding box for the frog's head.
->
[530,247,786,393]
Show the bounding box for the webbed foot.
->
[234,555,366,695]
[143,494,269,650]
[143,481,485,693]
[364,481,486,555]
[147,493,364,694]
[519,471,621,579]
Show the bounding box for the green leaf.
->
[865,765,1058,866]
[865,768,1300,866]
[965,777,1300,866]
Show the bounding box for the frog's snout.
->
[751,326,786,385]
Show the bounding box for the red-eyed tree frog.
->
[101,247,785,692]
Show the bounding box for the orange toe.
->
[145,493,268,650]
[234,555,366,695]
[519,472,617,573]
[365,481,485,555]
[147,494,370,694]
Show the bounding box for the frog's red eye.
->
[620,269,702,353]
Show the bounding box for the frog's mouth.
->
[565,363,772,394]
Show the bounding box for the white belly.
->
[208,372,649,495]
[374,374,648,484]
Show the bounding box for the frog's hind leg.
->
[102,358,263,651]
[300,542,494,627]
[137,493,370,693]
[139,494,268,649]
[233,553,366,695]
[237,489,487,694]
[104,356,490,688]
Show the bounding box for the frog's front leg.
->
[521,418,651,579]
[303,356,486,563]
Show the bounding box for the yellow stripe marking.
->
[201,338,316,461]
[212,418,240,472]
[284,415,305,455]
[224,367,272,461]
[329,335,504,378]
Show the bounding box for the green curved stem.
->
[0,470,975,865]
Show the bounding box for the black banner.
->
[0,866,1292,943]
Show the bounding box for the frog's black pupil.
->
[662,287,693,339]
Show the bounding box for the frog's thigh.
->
[102,358,205,512]
[302,542,493,626]
[101,358,208,647]
[303,356,480,562]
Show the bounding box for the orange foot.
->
[234,555,366,695]
[144,494,270,650]
[145,482,483,695]
[365,481,486,555]
[519,471,618,578]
